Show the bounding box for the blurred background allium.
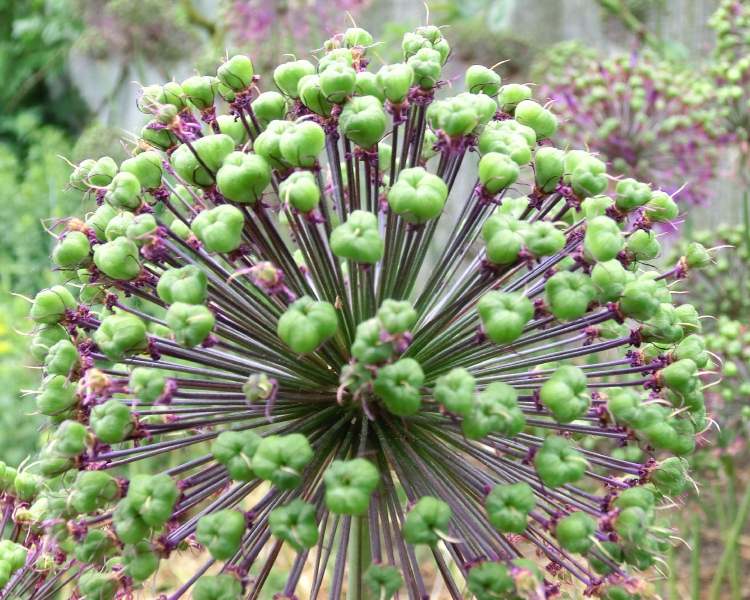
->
[538,48,725,205]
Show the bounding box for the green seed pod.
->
[171,134,235,187]
[498,83,532,113]
[13,471,42,501]
[607,388,642,426]
[619,276,662,321]
[645,190,679,222]
[30,285,77,324]
[564,151,608,198]
[141,120,179,150]
[36,374,78,418]
[44,339,79,376]
[407,48,443,89]
[269,499,319,551]
[478,152,520,194]
[113,498,150,544]
[545,271,597,321]
[555,511,596,554]
[615,178,652,211]
[650,457,689,496]
[318,48,354,72]
[377,63,414,103]
[279,171,320,213]
[75,529,116,563]
[217,114,248,146]
[330,210,384,263]
[524,221,566,257]
[211,430,261,481]
[580,195,614,219]
[540,364,591,423]
[351,318,394,365]
[127,473,179,527]
[478,291,533,345]
[684,241,711,269]
[71,471,120,514]
[514,100,558,139]
[482,214,526,265]
[614,505,650,544]
[30,324,69,363]
[354,71,384,102]
[105,172,142,211]
[87,156,118,188]
[90,399,133,443]
[462,381,525,440]
[252,433,313,490]
[298,74,333,116]
[251,91,289,128]
[535,146,565,192]
[660,358,699,395]
[196,509,246,560]
[165,302,215,347]
[320,62,357,103]
[402,496,452,546]
[94,237,141,280]
[373,358,424,416]
[123,540,159,581]
[86,203,119,242]
[591,259,633,303]
[364,563,403,599]
[129,368,166,403]
[584,216,623,262]
[279,121,326,167]
[126,213,157,245]
[254,120,295,169]
[50,419,87,456]
[534,436,589,487]
[216,152,271,204]
[377,299,418,335]
[324,458,380,515]
[69,158,96,190]
[340,95,388,148]
[673,334,709,368]
[181,75,217,111]
[485,482,535,533]
[277,296,338,353]
[218,55,255,92]
[274,59,316,98]
[388,166,448,223]
[104,211,135,241]
[93,311,148,360]
[193,574,242,600]
[52,231,91,268]
[428,96,481,138]
[466,562,515,600]
[157,265,208,305]
[433,367,476,417]
[627,228,661,261]
[465,64,501,95]
[120,150,163,190]
[77,571,118,600]
[344,27,374,48]
[478,123,532,165]
[191,204,245,253]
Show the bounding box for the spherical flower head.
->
[9,23,710,600]
[537,46,726,206]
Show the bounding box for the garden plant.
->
[0,22,715,600]
[538,46,724,206]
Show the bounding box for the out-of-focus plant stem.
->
[708,478,750,600]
